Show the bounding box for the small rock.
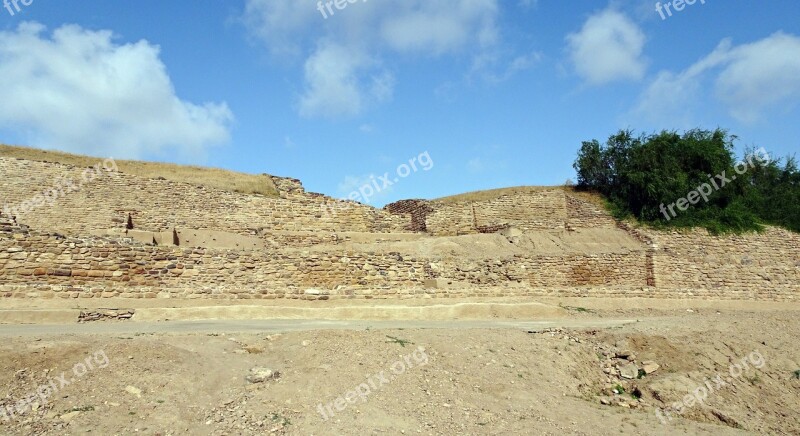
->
[642,360,660,374]
[125,385,143,398]
[301,340,311,347]
[619,363,639,379]
[615,350,633,359]
[246,367,280,384]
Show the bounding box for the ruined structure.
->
[1,156,798,301]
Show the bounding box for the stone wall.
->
[2,157,799,301]
[424,190,569,236]
[0,157,411,241]
[429,252,648,288]
[0,212,654,299]
[401,190,621,236]
[2,212,799,300]
[384,200,433,232]
[647,227,800,296]
[565,194,617,229]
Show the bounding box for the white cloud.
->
[0,22,233,159]
[715,32,800,122]
[299,42,373,117]
[380,0,498,55]
[566,9,647,85]
[240,0,320,58]
[634,32,800,123]
[242,0,504,118]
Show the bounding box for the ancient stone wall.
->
[429,252,648,288]
[411,189,621,236]
[565,194,617,229]
[647,227,800,296]
[424,190,569,236]
[0,157,410,241]
[0,213,653,299]
[384,200,433,232]
[2,215,798,300]
[2,157,799,301]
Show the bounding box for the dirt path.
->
[0,318,637,337]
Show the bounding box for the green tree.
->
[573,129,799,234]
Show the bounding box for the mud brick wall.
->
[384,200,433,232]
[0,157,411,242]
[425,190,569,236]
[428,251,649,288]
[424,202,476,236]
[565,194,617,228]
[1,215,651,299]
[0,223,429,299]
[3,157,800,301]
[473,190,567,231]
[2,216,799,300]
[647,227,800,295]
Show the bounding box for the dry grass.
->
[0,144,279,197]
[434,186,566,204]
[565,187,608,209]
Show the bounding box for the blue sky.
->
[1,0,799,205]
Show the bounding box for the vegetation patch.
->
[573,129,799,234]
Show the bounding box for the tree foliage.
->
[573,129,799,234]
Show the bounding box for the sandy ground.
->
[1,306,799,435]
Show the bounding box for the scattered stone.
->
[619,363,639,379]
[246,367,280,384]
[615,350,633,359]
[79,309,135,322]
[642,360,660,374]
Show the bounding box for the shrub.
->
[573,129,799,234]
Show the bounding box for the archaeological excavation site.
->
[1,147,799,436]
[1,151,797,305]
